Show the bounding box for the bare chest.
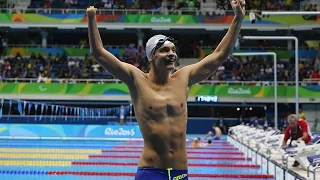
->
[132,79,189,119]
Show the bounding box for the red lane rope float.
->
[47,171,274,178]
[120,142,232,145]
[120,141,231,144]
[88,155,252,161]
[112,146,237,150]
[102,150,243,155]
[48,172,136,176]
[187,151,243,154]
[71,162,260,168]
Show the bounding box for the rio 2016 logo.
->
[104,127,135,136]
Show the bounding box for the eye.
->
[160,48,169,52]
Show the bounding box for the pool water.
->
[0,135,274,180]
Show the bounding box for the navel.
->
[149,106,153,110]
[180,103,184,107]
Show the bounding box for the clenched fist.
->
[231,0,246,20]
[86,6,97,18]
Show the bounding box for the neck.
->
[148,67,171,85]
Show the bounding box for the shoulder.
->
[125,69,148,88]
[171,66,190,77]
[170,67,191,83]
[129,66,147,80]
[298,120,308,126]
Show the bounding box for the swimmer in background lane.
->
[203,125,222,140]
[190,138,212,148]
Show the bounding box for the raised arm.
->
[87,6,138,84]
[186,0,245,85]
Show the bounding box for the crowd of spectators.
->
[1,45,319,84]
[0,43,152,83]
[215,0,300,11]
[30,0,163,10]
[208,53,320,83]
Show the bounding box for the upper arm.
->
[186,52,225,85]
[300,121,310,134]
[300,121,312,141]
[91,48,141,84]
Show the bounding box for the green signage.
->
[0,83,319,98]
[0,13,317,25]
[123,15,199,24]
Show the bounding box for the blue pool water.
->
[0,135,275,180]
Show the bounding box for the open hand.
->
[231,0,245,20]
[86,6,97,18]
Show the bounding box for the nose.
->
[168,50,177,58]
[168,49,175,55]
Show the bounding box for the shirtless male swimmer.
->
[87,0,245,179]
[203,125,222,140]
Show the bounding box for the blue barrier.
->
[0,116,244,136]
[0,124,142,139]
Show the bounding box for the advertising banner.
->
[0,13,318,25]
[1,83,320,98]
[0,124,142,139]
[6,47,122,57]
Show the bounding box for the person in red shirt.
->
[311,70,319,80]
[282,114,312,167]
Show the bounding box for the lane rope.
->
[0,170,274,178]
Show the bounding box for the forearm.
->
[282,140,287,146]
[87,14,121,70]
[213,17,243,59]
[300,134,308,141]
[88,15,104,54]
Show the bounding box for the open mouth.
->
[165,58,176,63]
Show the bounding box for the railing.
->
[1,7,297,16]
[0,78,122,84]
[3,7,236,15]
[0,78,319,86]
[6,44,127,49]
[6,44,307,51]
[302,78,320,83]
[201,46,294,51]
[8,44,314,51]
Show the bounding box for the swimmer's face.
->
[193,138,199,144]
[152,42,177,71]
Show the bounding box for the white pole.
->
[130,103,133,123]
[232,52,278,129]
[242,36,299,116]
[262,11,320,16]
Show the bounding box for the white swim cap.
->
[145,34,174,61]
